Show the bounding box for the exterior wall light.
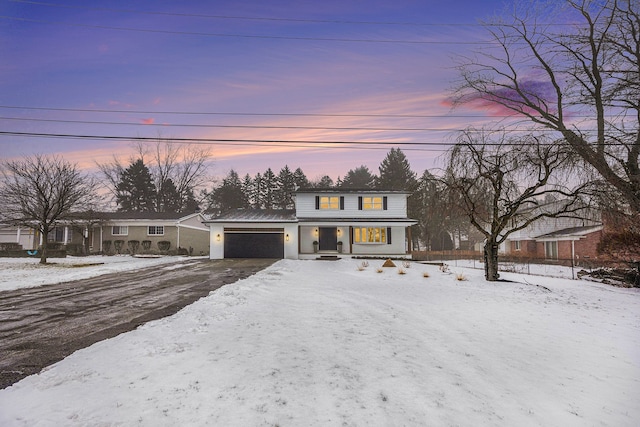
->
[285,233,290,241]
[216,233,221,241]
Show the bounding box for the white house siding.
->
[295,193,408,219]
[0,226,36,249]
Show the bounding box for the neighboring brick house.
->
[504,201,603,260]
[205,189,417,259]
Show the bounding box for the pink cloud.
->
[443,79,558,117]
[141,118,155,125]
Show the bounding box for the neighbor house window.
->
[513,240,521,251]
[354,227,388,243]
[544,241,558,259]
[112,226,128,236]
[148,226,164,236]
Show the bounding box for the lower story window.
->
[354,227,387,243]
[545,241,558,259]
[148,225,164,236]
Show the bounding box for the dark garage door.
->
[224,232,284,258]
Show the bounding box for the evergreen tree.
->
[292,167,310,189]
[157,178,181,212]
[116,159,157,212]
[376,148,417,191]
[210,170,247,213]
[314,175,334,188]
[341,165,376,188]
[276,165,296,209]
[241,174,254,208]
[261,168,278,209]
[251,172,264,209]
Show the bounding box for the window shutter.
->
[315,196,320,210]
[358,196,363,210]
[340,196,345,210]
[383,196,388,210]
[387,227,392,245]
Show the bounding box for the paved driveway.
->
[0,258,276,389]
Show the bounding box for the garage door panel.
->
[224,233,284,258]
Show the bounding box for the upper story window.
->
[112,226,128,236]
[315,195,344,210]
[363,197,383,210]
[320,196,339,209]
[358,196,387,210]
[148,225,164,236]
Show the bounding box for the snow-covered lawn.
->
[0,255,206,292]
[0,259,638,426]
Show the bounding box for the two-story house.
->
[205,189,417,259]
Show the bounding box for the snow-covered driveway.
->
[0,259,638,426]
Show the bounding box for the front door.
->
[318,227,337,251]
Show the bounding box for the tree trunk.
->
[39,243,47,264]
[39,227,48,264]
[483,241,500,281]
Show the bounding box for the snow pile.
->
[0,255,206,292]
[0,259,638,426]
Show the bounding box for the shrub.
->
[127,240,140,255]
[423,271,430,278]
[141,240,152,251]
[65,243,84,256]
[455,273,467,281]
[102,240,112,254]
[114,240,125,254]
[397,267,407,275]
[158,240,171,252]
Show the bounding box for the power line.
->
[0,105,614,119]
[8,0,483,27]
[0,116,611,133]
[0,116,481,132]
[0,15,493,45]
[0,131,448,152]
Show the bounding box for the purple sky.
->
[1,0,510,182]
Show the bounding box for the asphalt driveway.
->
[0,258,276,389]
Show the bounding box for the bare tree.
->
[0,155,98,264]
[453,0,640,213]
[98,140,212,212]
[444,129,586,281]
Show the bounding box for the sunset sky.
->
[1,0,511,181]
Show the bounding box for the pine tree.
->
[377,148,417,191]
[341,165,376,188]
[241,174,254,208]
[261,168,278,209]
[276,165,296,209]
[157,178,181,212]
[210,170,247,213]
[292,167,310,190]
[116,159,157,212]
[314,175,334,188]
[252,173,264,209]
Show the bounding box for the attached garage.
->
[205,209,298,260]
[223,229,284,258]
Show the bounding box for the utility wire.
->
[0,15,493,45]
[0,116,495,132]
[0,105,616,119]
[0,116,609,133]
[8,0,482,27]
